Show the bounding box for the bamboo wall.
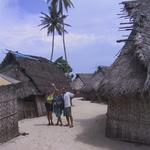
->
[35,96,46,117]
[0,85,19,143]
[17,95,46,120]
[106,97,150,144]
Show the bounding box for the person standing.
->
[45,91,54,126]
[53,92,64,126]
[63,88,74,128]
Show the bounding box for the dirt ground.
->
[0,98,149,150]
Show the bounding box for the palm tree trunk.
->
[62,23,68,63]
[51,29,55,61]
[61,7,68,63]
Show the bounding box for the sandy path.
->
[0,98,149,150]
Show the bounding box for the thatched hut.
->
[0,51,70,120]
[81,66,109,102]
[71,73,93,95]
[98,0,150,144]
[0,74,20,143]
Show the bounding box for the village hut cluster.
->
[71,66,109,103]
[72,0,150,145]
[1,0,150,146]
[0,51,70,120]
[0,51,70,143]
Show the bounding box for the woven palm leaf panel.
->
[0,85,19,143]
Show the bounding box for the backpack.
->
[53,95,64,108]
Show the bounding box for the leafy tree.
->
[54,56,74,80]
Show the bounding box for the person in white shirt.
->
[63,88,74,128]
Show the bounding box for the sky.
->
[0,0,130,73]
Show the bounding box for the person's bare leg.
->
[66,116,70,126]
[50,112,53,125]
[59,117,63,126]
[47,112,50,125]
[70,116,74,127]
[56,117,59,125]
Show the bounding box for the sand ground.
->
[0,98,150,150]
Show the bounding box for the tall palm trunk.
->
[62,22,68,63]
[61,6,68,63]
[51,29,55,61]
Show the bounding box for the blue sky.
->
[0,0,129,73]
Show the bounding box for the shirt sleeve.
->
[69,92,74,98]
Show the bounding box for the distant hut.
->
[71,73,93,96]
[0,51,70,120]
[0,74,20,143]
[81,66,109,102]
[98,0,150,144]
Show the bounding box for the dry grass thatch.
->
[71,73,93,91]
[99,0,150,100]
[97,0,150,144]
[81,66,109,102]
[0,51,70,99]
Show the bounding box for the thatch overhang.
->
[98,0,150,100]
[0,51,70,98]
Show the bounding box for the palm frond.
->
[63,0,74,12]
[47,26,54,36]
[40,24,50,31]
[40,12,50,19]
[64,23,71,27]
[55,25,62,35]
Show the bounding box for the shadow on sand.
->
[34,123,48,126]
[75,114,149,150]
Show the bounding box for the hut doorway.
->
[17,95,38,120]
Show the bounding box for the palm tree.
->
[39,6,69,61]
[47,0,74,12]
[47,0,74,62]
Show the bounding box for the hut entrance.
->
[17,95,38,120]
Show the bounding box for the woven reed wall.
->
[106,97,150,144]
[0,85,19,143]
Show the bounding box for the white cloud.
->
[0,0,122,51]
[0,19,118,52]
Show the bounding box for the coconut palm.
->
[47,0,74,62]
[48,0,74,12]
[39,6,70,61]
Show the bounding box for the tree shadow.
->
[75,114,149,150]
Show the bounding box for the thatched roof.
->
[0,51,70,98]
[71,73,93,90]
[98,0,150,100]
[76,73,93,85]
[81,66,109,101]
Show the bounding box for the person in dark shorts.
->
[63,88,74,128]
[45,92,54,125]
